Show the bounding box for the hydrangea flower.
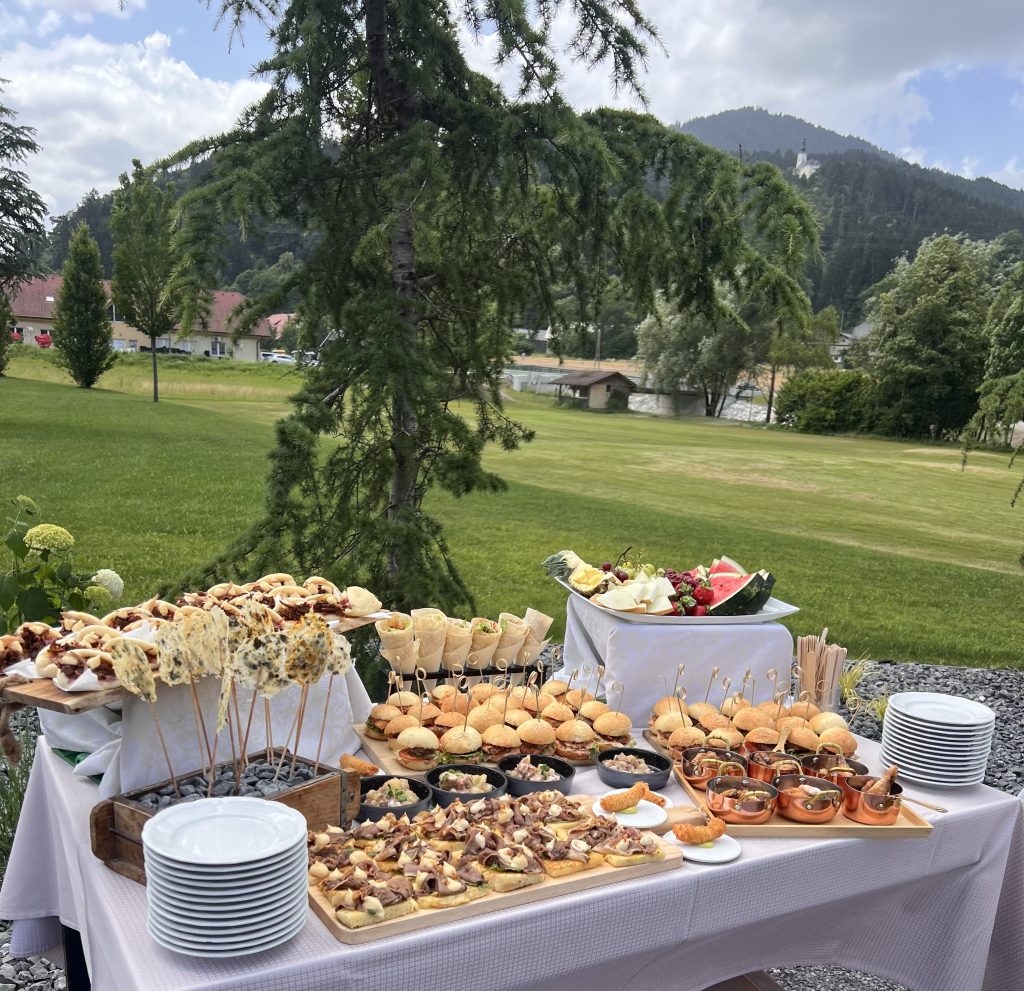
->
[24,524,75,554]
[85,585,113,610]
[14,495,38,514]
[91,568,124,601]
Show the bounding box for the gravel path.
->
[4,660,1019,991]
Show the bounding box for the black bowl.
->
[594,746,672,791]
[424,763,508,808]
[357,774,432,821]
[496,753,576,796]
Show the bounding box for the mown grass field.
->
[3,349,1022,668]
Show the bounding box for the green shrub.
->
[775,369,877,434]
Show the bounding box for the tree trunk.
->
[765,364,777,423]
[150,334,159,402]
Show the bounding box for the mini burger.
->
[430,711,468,740]
[650,712,688,747]
[482,724,521,761]
[650,696,687,721]
[466,705,504,734]
[385,715,421,750]
[504,708,532,729]
[387,691,422,714]
[431,684,457,705]
[579,699,610,725]
[540,678,569,699]
[592,711,632,749]
[414,702,442,727]
[470,682,500,703]
[554,719,596,761]
[364,704,402,740]
[516,718,556,756]
[522,691,556,715]
[437,726,484,765]
[440,692,473,715]
[396,727,439,771]
[540,702,575,729]
[667,726,707,760]
[563,688,594,712]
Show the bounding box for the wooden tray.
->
[673,769,933,838]
[355,724,623,778]
[1,616,380,715]
[309,801,683,944]
[90,748,361,884]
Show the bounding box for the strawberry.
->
[686,604,709,617]
[693,585,714,606]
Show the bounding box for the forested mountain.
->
[679,107,894,160]
[45,106,1024,325]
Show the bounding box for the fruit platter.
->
[543,550,798,625]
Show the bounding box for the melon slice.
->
[708,570,775,616]
[709,556,745,576]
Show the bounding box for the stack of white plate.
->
[141,797,309,958]
[881,692,994,788]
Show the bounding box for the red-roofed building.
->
[8,277,274,361]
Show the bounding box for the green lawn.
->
[2,352,1022,668]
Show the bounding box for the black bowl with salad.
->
[424,763,508,807]
[496,753,576,796]
[358,775,433,820]
[595,747,671,790]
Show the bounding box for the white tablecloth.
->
[2,737,1021,991]
[563,594,795,724]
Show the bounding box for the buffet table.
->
[563,594,794,724]
[1,737,1021,991]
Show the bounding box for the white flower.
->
[91,568,124,602]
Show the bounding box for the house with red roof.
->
[8,277,274,361]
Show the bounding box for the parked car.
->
[260,351,296,364]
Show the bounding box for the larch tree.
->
[111,159,178,402]
[52,223,115,389]
[164,0,817,611]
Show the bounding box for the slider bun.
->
[541,703,574,724]
[523,692,556,714]
[470,682,499,702]
[555,719,596,743]
[788,701,821,720]
[466,706,503,732]
[482,724,520,747]
[504,708,532,728]
[431,685,457,703]
[668,726,706,749]
[809,712,849,735]
[415,702,441,723]
[685,702,718,722]
[592,711,631,737]
[744,726,781,746]
[705,727,743,749]
[652,696,686,717]
[369,704,402,722]
[695,711,733,731]
[540,679,569,698]
[579,699,610,722]
[440,693,473,714]
[653,712,687,735]
[776,715,810,735]
[387,691,421,709]
[720,696,752,717]
[518,718,557,745]
[385,715,421,747]
[396,726,438,750]
[787,725,820,752]
[432,711,467,730]
[563,688,594,710]
[732,708,775,732]
[438,726,483,754]
[818,727,858,756]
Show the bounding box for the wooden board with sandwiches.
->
[307,791,682,944]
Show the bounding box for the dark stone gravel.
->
[4,658,1019,991]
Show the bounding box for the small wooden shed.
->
[550,370,637,410]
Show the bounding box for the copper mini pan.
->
[843,774,903,825]
[706,775,778,825]
[773,773,843,824]
[679,747,748,787]
[747,750,803,783]
[800,752,869,787]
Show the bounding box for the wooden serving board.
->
[354,725,621,778]
[673,769,933,838]
[309,819,682,944]
[0,616,380,716]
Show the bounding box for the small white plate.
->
[143,843,307,879]
[592,795,668,828]
[146,869,307,907]
[146,880,307,922]
[884,766,985,789]
[142,798,307,865]
[148,895,307,937]
[148,913,306,958]
[888,693,995,728]
[664,831,742,864]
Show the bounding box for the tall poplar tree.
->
[111,159,177,402]
[53,223,115,389]
[166,1,817,610]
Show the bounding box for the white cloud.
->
[987,157,1024,190]
[2,31,267,213]
[0,14,30,39]
[460,0,1024,152]
[960,155,981,179]
[36,10,61,37]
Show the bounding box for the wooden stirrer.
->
[703,666,720,704]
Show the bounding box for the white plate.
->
[881,764,986,789]
[146,877,307,918]
[148,913,306,956]
[884,718,994,743]
[592,795,668,828]
[146,868,307,907]
[882,722,993,747]
[142,798,307,865]
[881,732,990,760]
[148,895,307,937]
[888,693,995,727]
[664,831,742,864]
[143,842,307,878]
[555,579,798,625]
[149,906,307,945]
[879,752,987,781]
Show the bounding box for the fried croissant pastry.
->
[602,782,647,813]
[672,815,727,845]
[864,765,899,796]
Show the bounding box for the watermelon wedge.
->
[708,556,746,577]
[708,569,776,616]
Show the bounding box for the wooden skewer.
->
[900,794,948,814]
[312,674,335,778]
[148,702,180,798]
[594,664,606,701]
[226,694,240,791]
[289,683,312,778]
[272,694,302,782]
[718,676,732,711]
[264,697,273,764]
[612,680,625,717]
[239,688,259,771]
[703,666,720,704]
[671,663,685,703]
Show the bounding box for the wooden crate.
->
[90,748,361,884]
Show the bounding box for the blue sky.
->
[2,0,1024,212]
